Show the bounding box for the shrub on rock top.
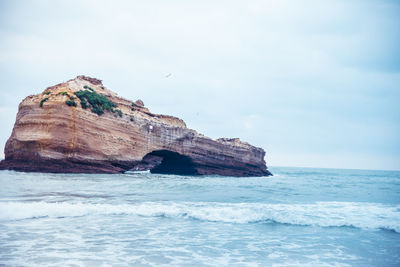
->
[74,88,117,116]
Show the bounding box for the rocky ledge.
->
[0,76,272,176]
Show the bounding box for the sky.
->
[0,0,399,170]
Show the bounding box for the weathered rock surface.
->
[0,76,272,176]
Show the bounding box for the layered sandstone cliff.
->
[0,76,272,176]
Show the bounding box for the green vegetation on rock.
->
[74,89,117,116]
[65,100,77,107]
[39,97,49,107]
[60,92,77,108]
[80,98,89,109]
[44,91,51,95]
[83,85,95,92]
[58,92,70,97]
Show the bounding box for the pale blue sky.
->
[0,0,399,170]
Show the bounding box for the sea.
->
[0,167,399,266]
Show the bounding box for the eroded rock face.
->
[0,76,272,176]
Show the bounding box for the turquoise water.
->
[0,167,399,266]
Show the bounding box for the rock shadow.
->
[136,150,198,175]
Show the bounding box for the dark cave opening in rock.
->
[139,150,198,175]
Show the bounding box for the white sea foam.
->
[0,201,399,232]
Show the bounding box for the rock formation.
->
[0,76,272,176]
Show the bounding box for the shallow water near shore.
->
[0,167,399,266]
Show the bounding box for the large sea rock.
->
[0,76,272,176]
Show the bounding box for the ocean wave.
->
[0,201,399,232]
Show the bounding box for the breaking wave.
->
[1,201,399,232]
